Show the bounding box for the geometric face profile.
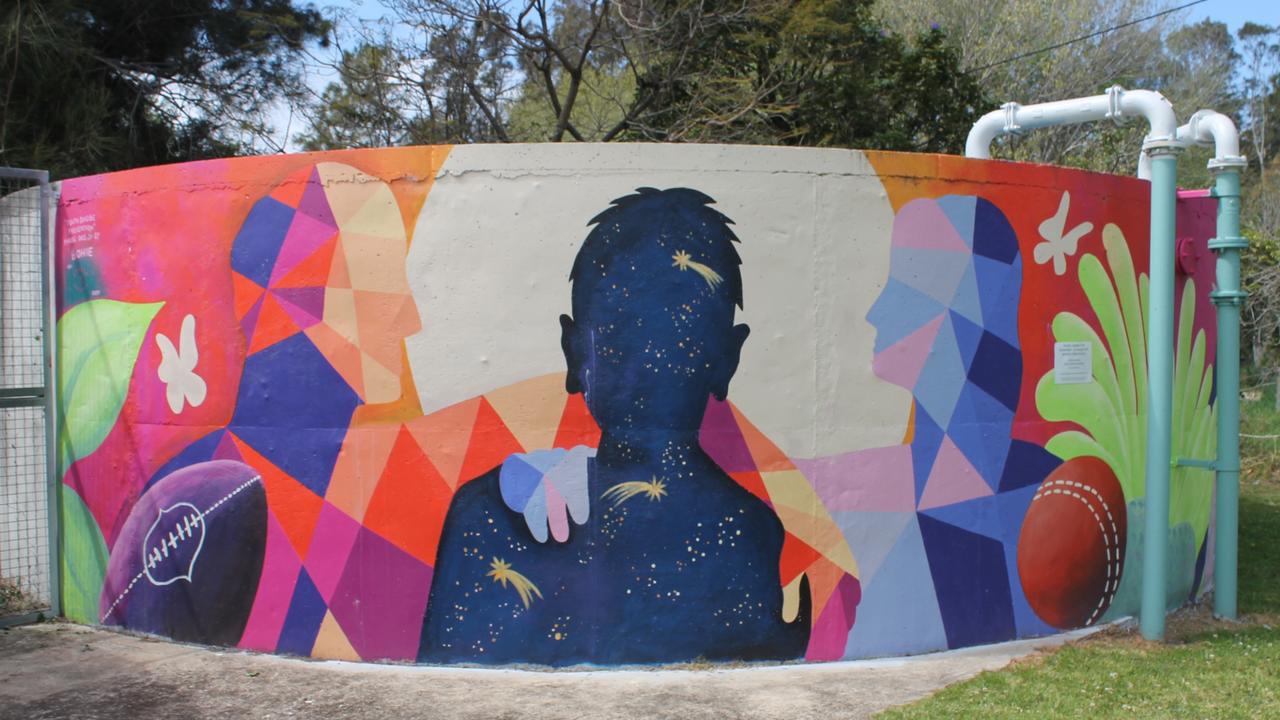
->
[231,162,422,403]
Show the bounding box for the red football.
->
[1017,456,1127,629]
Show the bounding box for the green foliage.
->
[297,44,428,150]
[507,67,636,142]
[1035,225,1215,544]
[630,0,987,151]
[60,484,109,623]
[1,0,330,178]
[57,300,163,477]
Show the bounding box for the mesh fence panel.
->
[1,170,53,620]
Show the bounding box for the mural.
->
[54,145,1218,666]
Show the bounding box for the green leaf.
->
[57,299,163,476]
[59,484,108,623]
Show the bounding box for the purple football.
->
[99,460,267,646]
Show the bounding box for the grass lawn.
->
[881,386,1280,719]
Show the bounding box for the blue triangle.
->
[844,516,949,657]
[938,196,977,249]
[911,406,945,504]
[914,320,967,427]
[917,514,1016,648]
[147,429,225,491]
[276,568,327,657]
[868,278,945,351]
[950,260,983,326]
[946,385,1013,492]
[974,255,1022,347]
[230,197,293,287]
[950,310,984,371]
[973,198,1019,263]
[919,493,1003,540]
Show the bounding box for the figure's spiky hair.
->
[569,187,744,310]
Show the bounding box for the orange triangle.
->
[406,398,482,490]
[779,532,824,586]
[328,238,352,289]
[232,271,265,320]
[324,424,402,522]
[552,392,601,450]
[231,434,324,558]
[268,166,313,208]
[275,235,338,289]
[730,404,793,473]
[248,293,301,354]
[482,375,565,453]
[458,398,523,484]
[362,426,453,565]
[729,470,770,504]
[311,610,361,661]
[304,323,365,398]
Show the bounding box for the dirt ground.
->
[0,621,1098,720]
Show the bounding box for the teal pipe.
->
[1211,167,1246,620]
[1141,150,1181,641]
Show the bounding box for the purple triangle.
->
[296,168,337,228]
[272,287,325,328]
[239,295,265,342]
[213,432,244,462]
[270,210,338,285]
[698,399,759,472]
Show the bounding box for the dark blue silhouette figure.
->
[419,188,809,665]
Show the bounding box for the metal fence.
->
[0,168,57,627]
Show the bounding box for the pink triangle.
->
[238,512,302,653]
[872,314,942,390]
[270,211,340,285]
[699,399,758,472]
[272,287,325,328]
[296,168,337,228]
[303,503,363,604]
[918,436,994,510]
[892,200,970,252]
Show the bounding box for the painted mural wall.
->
[54,144,1219,666]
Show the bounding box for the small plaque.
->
[1054,341,1092,384]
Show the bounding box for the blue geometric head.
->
[561,188,749,434]
[868,195,1025,442]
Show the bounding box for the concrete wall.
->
[53,144,1219,665]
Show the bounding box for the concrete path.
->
[0,622,1097,720]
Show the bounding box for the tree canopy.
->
[1,0,330,177]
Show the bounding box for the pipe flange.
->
[1142,136,1183,155]
[1001,102,1022,135]
[1105,85,1126,124]
[1208,235,1249,251]
[1210,289,1249,306]
[1209,155,1248,170]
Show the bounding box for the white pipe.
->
[1137,110,1246,179]
[965,85,1179,160]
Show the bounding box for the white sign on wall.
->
[1053,341,1093,384]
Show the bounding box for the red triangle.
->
[552,392,601,450]
[275,235,338,289]
[458,398,524,485]
[361,426,453,565]
[231,434,324,558]
[728,470,770,504]
[232,271,265,320]
[248,293,301,354]
[779,532,824,586]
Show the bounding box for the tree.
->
[625,0,985,151]
[296,44,429,149]
[0,0,329,178]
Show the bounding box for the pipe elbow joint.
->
[1118,88,1179,151]
[1188,110,1247,170]
[965,108,1010,159]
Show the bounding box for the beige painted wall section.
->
[405,144,910,460]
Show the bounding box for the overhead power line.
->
[967,0,1209,75]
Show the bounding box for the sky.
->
[268,0,1280,150]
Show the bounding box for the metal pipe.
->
[1190,110,1249,620]
[965,85,1178,160]
[1140,149,1180,640]
[967,86,1183,640]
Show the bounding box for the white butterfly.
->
[156,314,207,414]
[1034,191,1094,276]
